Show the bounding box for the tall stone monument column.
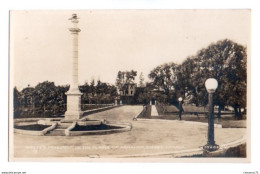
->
[65,14,82,120]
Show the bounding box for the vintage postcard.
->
[9,10,251,162]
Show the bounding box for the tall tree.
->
[13,87,22,118]
[139,72,145,87]
[80,80,118,104]
[115,70,137,93]
[177,39,247,118]
[149,62,178,102]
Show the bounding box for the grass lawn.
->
[144,103,247,128]
[156,103,236,114]
[148,114,246,128]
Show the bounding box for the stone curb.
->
[133,107,147,120]
[42,122,57,135]
[80,105,120,120]
[65,122,77,136]
[14,120,56,136]
[100,135,246,158]
[14,128,45,136]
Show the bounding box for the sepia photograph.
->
[9,10,250,162]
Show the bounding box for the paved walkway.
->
[12,105,246,159]
[151,105,159,116]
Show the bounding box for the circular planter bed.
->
[71,123,123,131]
[14,124,50,131]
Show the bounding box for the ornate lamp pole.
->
[178,97,183,120]
[203,78,219,151]
[64,14,83,120]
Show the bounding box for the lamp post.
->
[203,78,219,152]
[178,97,183,120]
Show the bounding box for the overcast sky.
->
[10,10,250,89]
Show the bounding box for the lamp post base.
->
[203,143,219,152]
[178,112,182,120]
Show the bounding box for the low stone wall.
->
[37,119,53,125]
[14,118,40,124]
[65,122,77,136]
[81,105,119,119]
[176,135,247,158]
[42,122,57,135]
[136,105,152,119]
[14,122,38,126]
[14,128,45,136]
[133,109,144,120]
[14,119,56,136]
[77,120,102,126]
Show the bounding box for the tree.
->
[177,39,247,118]
[79,82,90,104]
[34,81,69,116]
[136,82,153,104]
[175,57,201,105]
[89,79,96,104]
[115,70,137,104]
[148,62,178,103]
[21,85,35,109]
[14,82,69,118]
[34,81,57,114]
[55,85,69,114]
[13,87,22,118]
[80,80,118,105]
[223,42,247,118]
[116,70,137,89]
[139,72,145,87]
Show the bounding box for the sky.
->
[10,10,250,90]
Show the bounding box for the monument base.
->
[65,89,83,120]
[64,111,83,121]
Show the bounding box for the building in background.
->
[119,83,137,104]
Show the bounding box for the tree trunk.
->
[238,107,242,120]
[217,105,222,118]
[234,105,238,119]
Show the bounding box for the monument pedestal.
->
[64,89,83,120]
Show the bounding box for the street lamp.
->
[203,78,219,152]
[178,97,183,120]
